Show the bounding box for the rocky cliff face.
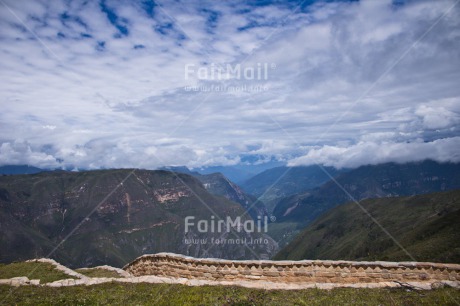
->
[0,169,277,268]
[159,167,269,220]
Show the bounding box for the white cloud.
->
[288,137,460,169]
[415,105,460,130]
[0,0,459,169]
[0,140,59,168]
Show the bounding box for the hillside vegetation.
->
[275,189,460,263]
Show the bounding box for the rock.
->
[10,277,29,286]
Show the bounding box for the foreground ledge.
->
[122,252,460,290]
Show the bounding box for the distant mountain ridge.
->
[0,165,45,175]
[274,189,460,263]
[273,160,460,225]
[241,165,345,213]
[195,161,285,184]
[160,161,285,184]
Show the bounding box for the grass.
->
[0,283,459,305]
[0,262,76,284]
[75,268,123,278]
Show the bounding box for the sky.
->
[0,0,459,170]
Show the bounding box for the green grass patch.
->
[0,262,75,283]
[75,268,122,278]
[0,283,459,305]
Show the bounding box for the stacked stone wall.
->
[124,253,460,285]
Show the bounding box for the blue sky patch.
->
[100,0,129,37]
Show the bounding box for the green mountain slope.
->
[0,169,277,267]
[274,189,460,263]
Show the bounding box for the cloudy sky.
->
[0,0,459,170]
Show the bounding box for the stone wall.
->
[124,253,460,287]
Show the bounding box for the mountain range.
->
[241,165,344,213]
[1,159,459,267]
[267,160,460,247]
[0,169,277,268]
[273,160,460,224]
